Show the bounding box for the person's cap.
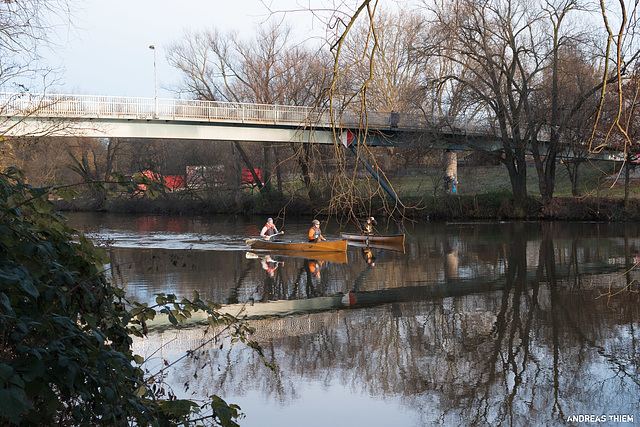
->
[312,219,320,225]
[267,218,273,222]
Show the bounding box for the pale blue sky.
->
[46,0,326,98]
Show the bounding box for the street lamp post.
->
[149,44,158,118]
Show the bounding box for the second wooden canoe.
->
[341,233,405,246]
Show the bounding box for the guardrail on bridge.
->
[0,92,489,134]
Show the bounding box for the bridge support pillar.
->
[444,150,457,195]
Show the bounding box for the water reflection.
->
[64,213,640,426]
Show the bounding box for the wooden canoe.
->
[341,233,405,246]
[341,233,405,253]
[346,240,405,253]
[246,238,348,252]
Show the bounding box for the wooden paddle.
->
[246,231,284,247]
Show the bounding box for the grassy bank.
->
[392,161,640,220]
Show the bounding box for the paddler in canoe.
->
[308,219,326,243]
[341,217,405,251]
[361,216,377,235]
[260,217,284,241]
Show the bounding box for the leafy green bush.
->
[0,168,248,426]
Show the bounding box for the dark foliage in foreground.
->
[0,168,248,426]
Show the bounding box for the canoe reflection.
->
[347,240,405,253]
[342,233,406,253]
[245,249,348,264]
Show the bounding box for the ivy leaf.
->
[31,196,52,214]
[0,363,14,381]
[134,385,146,398]
[20,359,45,382]
[0,293,11,311]
[0,269,20,285]
[55,187,78,201]
[159,399,198,418]
[0,388,29,423]
[18,274,39,298]
[167,311,178,326]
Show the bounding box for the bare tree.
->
[66,137,123,208]
[335,8,428,112]
[541,41,603,197]
[3,137,71,186]
[0,1,84,173]
[592,0,640,211]
[0,0,72,89]
[530,0,612,212]
[168,20,333,204]
[596,62,640,207]
[416,0,613,213]
[314,2,436,219]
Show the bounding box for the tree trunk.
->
[274,145,283,196]
[104,138,120,181]
[565,160,580,197]
[298,143,317,202]
[625,153,631,211]
[263,144,272,188]
[504,152,528,210]
[538,150,557,215]
[532,131,557,214]
[509,169,527,209]
[230,142,241,207]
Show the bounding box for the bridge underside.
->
[5,115,478,148]
[5,116,345,144]
[4,116,627,162]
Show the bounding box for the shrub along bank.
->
[54,189,640,222]
[0,168,254,426]
[52,163,640,221]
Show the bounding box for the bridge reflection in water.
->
[64,213,640,427]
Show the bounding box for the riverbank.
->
[53,192,640,222]
[53,163,640,221]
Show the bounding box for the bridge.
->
[1,92,628,158]
[0,92,625,204]
[0,92,491,147]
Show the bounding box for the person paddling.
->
[308,219,326,243]
[362,216,377,234]
[260,218,283,240]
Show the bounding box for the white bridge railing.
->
[0,92,490,134]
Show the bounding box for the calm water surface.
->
[66,213,640,427]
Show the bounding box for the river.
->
[65,212,640,427]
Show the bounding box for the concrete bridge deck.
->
[0,92,487,145]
